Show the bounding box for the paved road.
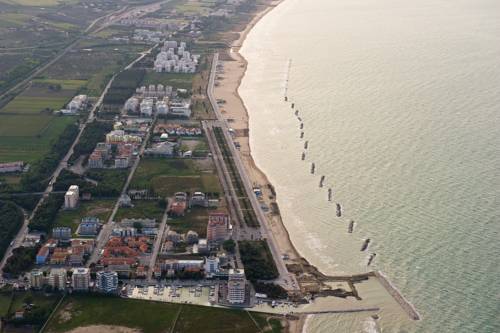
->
[147,199,171,281]
[207,53,298,290]
[0,4,134,102]
[87,115,158,266]
[0,48,156,275]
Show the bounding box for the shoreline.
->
[212,0,420,330]
[217,0,306,269]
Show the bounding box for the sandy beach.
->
[214,0,304,266]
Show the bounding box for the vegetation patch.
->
[0,201,23,261]
[46,295,180,333]
[114,200,165,222]
[167,206,208,237]
[238,240,279,282]
[2,246,37,278]
[0,115,75,163]
[54,199,115,233]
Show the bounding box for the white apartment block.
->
[64,185,79,209]
[154,41,199,73]
[96,271,119,293]
[72,267,90,291]
[169,101,191,118]
[227,269,246,304]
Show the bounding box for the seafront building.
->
[227,269,246,304]
[207,212,230,245]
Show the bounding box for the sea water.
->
[239,0,500,332]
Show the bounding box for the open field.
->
[0,0,78,6]
[168,206,209,237]
[45,294,278,333]
[141,71,194,90]
[32,79,87,90]
[54,199,115,233]
[0,115,75,163]
[114,200,165,222]
[0,287,12,318]
[130,158,221,196]
[1,96,69,114]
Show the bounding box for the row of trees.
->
[0,201,24,260]
[2,246,38,278]
[53,169,127,198]
[238,240,279,281]
[103,69,145,106]
[28,194,64,233]
[72,120,113,159]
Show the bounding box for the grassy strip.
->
[213,127,258,227]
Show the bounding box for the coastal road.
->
[207,53,298,290]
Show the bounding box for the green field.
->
[168,206,209,237]
[54,199,115,233]
[0,287,12,318]
[0,0,77,6]
[1,96,69,115]
[130,159,221,197]
[142,71,194,90]
[0,115,75,163]
[45,294,279,333]
[114,200,165,222]
[32,79,86,90]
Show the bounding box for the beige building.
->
[48,268,67,290]
[71,267,90,291]
[29,270,45,289]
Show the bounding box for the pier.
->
[375,271,421,321]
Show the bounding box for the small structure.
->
[0,161,24,173]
